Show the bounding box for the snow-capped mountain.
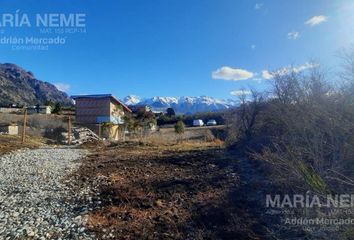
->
[123,95,238,114]
[124,95,141,105]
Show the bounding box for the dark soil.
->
[74,141,295,240]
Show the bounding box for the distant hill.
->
[124,95,238,114]
[0,63,72,106]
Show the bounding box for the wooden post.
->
[21,108,27,144]
[68,116,72,145]
[123,125,126,142]
[98,123,102,139]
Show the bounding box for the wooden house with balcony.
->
[71,94,132,140]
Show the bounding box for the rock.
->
[73,216,82,225]
[0,147,95,239]
[27,230,36,237]
[155,199,164,207]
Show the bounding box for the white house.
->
[27,105,52,114]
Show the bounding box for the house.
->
[71,94,132,140]
[0,123,18,135]
[0,104,22,113]
[27,105,52,114]
[72,94,131,124]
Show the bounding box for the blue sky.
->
[0,0,353,99]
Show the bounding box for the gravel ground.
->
[0,147,95,239]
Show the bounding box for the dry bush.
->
[43,126,66,143]
[28,115,66,137]
[225,90,266,148]
[0,113,67,138]
[203,129,215,142]
[227,58,354,194]
[0,113,23,125]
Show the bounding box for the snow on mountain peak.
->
[124,95,238,114]
[123,95,141,105]
[151,96,179,104]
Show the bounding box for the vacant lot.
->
[73,140,281,240]
[140,125,227,144]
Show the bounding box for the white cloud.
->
[305,15,327,26]
[261,70,273,79]
[230,90,252,97]
[292,62,319,73]
[251,44,256,50]
[54,83,71,92]
[213,63,319,82]
[212,66,254,81]
[287,31,300,40]
[261,62,319,79]
[254,3,264,10]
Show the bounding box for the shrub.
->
[44,126,66,143]
[226,60,354,194]
[174,120,185,135]
[52,103,62,114]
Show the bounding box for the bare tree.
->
[226,90,265,145]
[227,62,354,193]
[338,46,354,84]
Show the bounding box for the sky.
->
[0,0,353,100]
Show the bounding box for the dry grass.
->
[138,126,223,143]
[0,113,67,137]
[0,135,44,155]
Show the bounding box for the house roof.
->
[71,94,132,112]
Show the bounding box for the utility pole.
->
[68,116,72,145]
[21,108,27,144]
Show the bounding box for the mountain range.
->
[0,63,72,106]
[124,95,238,114]
[0,63,237,113]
